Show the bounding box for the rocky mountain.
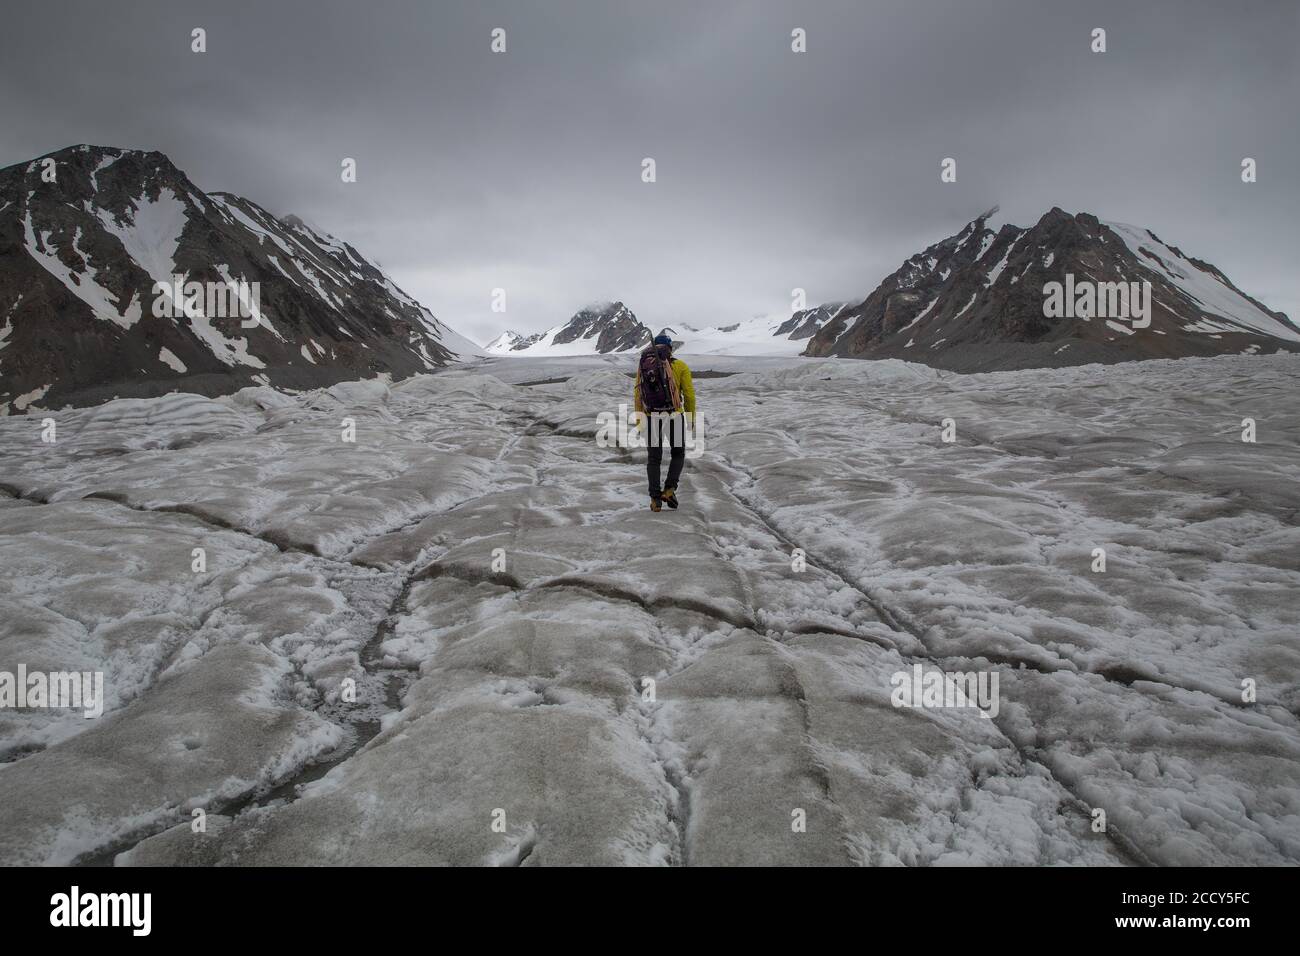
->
[804,207,1300,371]
[0,144,481,414]
[497,301,651,356]
[773,303,845,340]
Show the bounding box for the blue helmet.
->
[653,334,673,346]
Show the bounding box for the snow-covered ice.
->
[1,352,1298,865]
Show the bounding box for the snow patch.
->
[12,383,51,411]
[158,347,186,372]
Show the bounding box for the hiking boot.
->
[650,496,662,512]
[661,488,679,509]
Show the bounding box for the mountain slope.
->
[0,144,481,413]
[804,207,1300,371]
[484,330,524,354]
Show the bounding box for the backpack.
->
[638,344,681,413]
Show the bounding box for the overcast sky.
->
[3,0,1296,344]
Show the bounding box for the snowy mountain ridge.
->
[0,144,483,414]
[489,303,843,359]
[484,330,525,353]
[496,301,652,356]
[804,207,1300,371]
[672,308,843,356]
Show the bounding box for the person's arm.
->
[633,371,644,427]
[679,363,696,420]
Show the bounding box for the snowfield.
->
[1,353,1298,866]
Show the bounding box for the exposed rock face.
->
[804,207,1300,371]
[0,145,479,413]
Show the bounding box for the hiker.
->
[634,332,695,512]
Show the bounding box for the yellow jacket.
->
[634,357,696,420]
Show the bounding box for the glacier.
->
[1,352,1297,866]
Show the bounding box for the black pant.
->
[646,412,685,498]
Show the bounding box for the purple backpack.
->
[638,344,680,412]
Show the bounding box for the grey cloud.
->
[2,0,1295,344]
